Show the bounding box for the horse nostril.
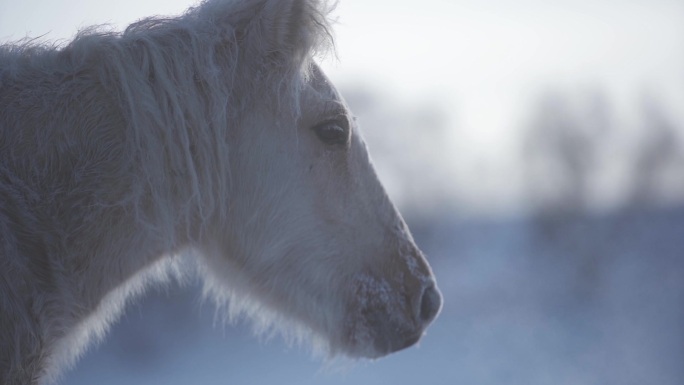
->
[419,284,442,324]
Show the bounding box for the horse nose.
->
[418,283,442,325]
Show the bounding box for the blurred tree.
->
[628,96,684,207]
[521,90,613,216]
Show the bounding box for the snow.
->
[63,208,684,385]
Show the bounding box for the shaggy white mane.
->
[1,0,333,242]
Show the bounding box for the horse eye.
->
[312,118,350,146]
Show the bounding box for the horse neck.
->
[37,219,186,384]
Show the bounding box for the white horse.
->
[0,0,442,383]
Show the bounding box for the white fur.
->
[0,1,441,384]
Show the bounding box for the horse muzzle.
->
[345,273,443,358]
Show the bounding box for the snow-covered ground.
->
[63,208,684,385]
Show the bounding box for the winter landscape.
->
[1,0,683,384]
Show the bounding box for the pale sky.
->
[2,0,683,214]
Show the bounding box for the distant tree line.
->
[522,89,684,216]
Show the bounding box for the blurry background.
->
[2,0,683,384]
